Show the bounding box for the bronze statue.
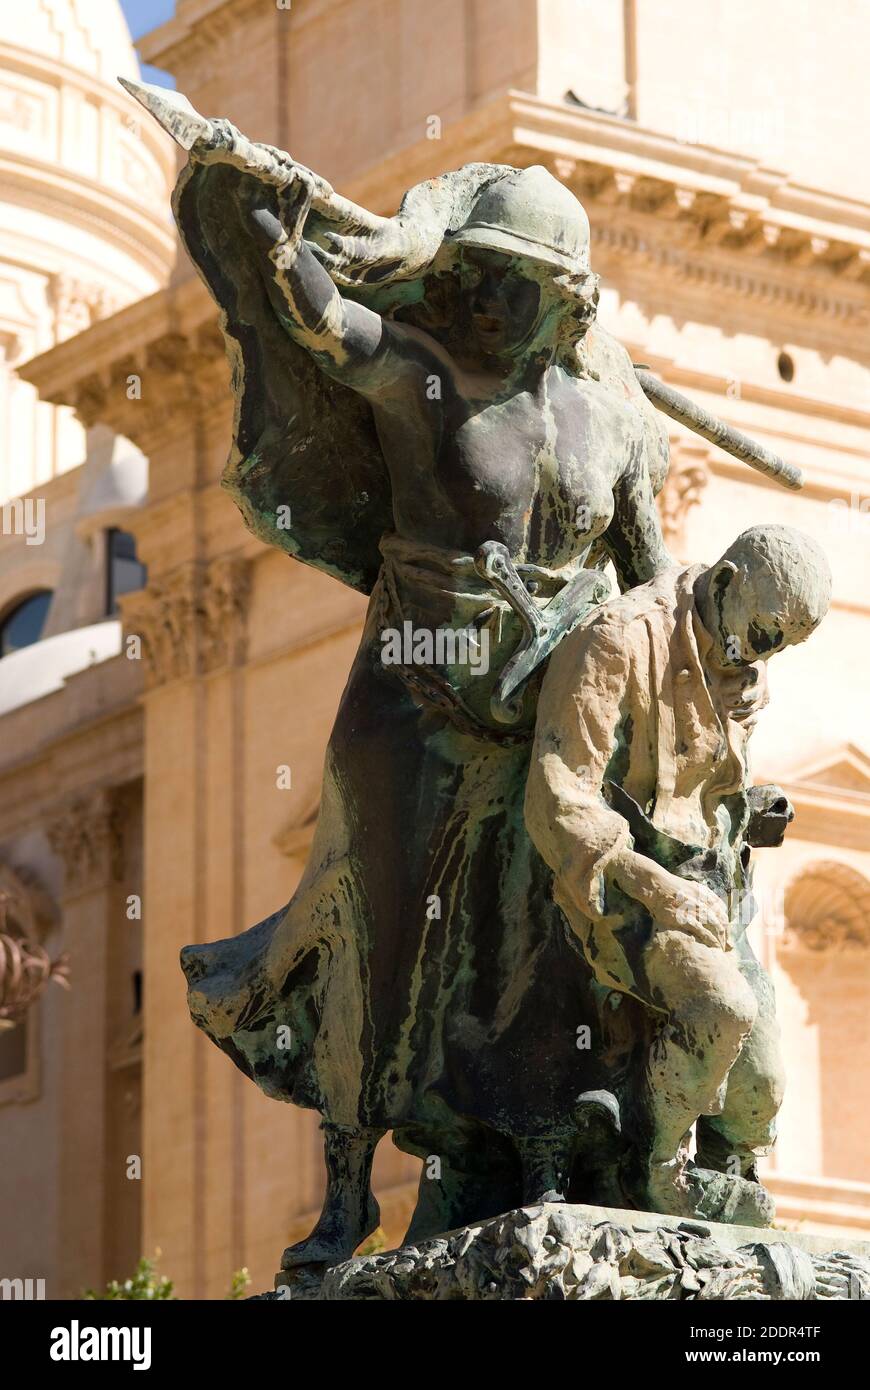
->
[122,80,822,1276]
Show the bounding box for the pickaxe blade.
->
[117,76,212,152]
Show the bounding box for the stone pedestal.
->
[266,1202,870,1301]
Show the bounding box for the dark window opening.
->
[777,351,795,383]
[0,1017,27,1082]
[106,529,147,616]
[0,590,53,658]
[132,969,143,1016]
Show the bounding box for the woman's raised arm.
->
[239,171,414,404]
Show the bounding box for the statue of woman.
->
[176,144,674,1269]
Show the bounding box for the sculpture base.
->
[265,1202,870,1301]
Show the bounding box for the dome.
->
[0,0,176,502]
[0,0,139,82]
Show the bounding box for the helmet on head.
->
[448,165,591,275]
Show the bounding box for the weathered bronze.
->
[125,80,831,1280]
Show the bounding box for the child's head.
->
[695,525,832,669]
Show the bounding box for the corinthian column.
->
[47,788,123,1298]
[118,555,251,1297]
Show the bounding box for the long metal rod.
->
[634,369,803,491]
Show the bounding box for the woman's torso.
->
[372,357,645,568]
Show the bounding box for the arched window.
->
[777,861,870,1183]
[0,590,53,658]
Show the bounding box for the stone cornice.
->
[506,93,870,236]
[17,275,228,449]
[346,92,870,327]
[587,218,868,334]
[16,93,870,445]
[773,747,870,851]
[138,0,264,74]
[0,44,166,137]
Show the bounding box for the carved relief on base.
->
[270,1203,870,1302]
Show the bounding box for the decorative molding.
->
[66,317,230,446]
[783,742,870,801]
[49,274,120,344]
[201,557,253,672]
[776,744,870,850]
[0,863,65,1024]
[46,787,124,896]
[119,555,251,688]
[139,0,264,89]
[766,1171,870,1234]
[780,860,870,954]
[656,439,710,555]
[0,863,65,1106]
[587,221,869,327]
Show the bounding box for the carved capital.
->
[201,557,252,672]
[119,556,251,688]
[46,789,124,896]
[68,321,229,447]
[657,443,710,555]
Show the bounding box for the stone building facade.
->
[1,0,868,1298]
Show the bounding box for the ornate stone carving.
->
[0,865,66,1026]
[58,318,230,446]
[120,565,197,687]
[656,441,710,553]
[780,861,870,953]
[119,556,251,687]
[50,274,119,344]
[46,788,124,896]
[200,557,252,671]
[0,85,44,134]
[271,1203,870,1302]
[590,222,869,325]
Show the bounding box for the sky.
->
[119,0,176,87]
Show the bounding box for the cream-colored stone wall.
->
[631,0,868,202]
